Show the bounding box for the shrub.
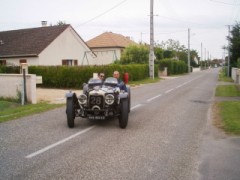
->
[28,64,153,88]
[159,59,187,75]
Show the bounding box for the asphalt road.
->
[1,68,239,180]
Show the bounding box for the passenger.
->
[98,72,105,81]
[83,72,104,94]
[113,70,127,92]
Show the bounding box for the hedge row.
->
[0,64,158,88]
[158,59,188,75]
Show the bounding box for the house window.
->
[62,59,78,66]
[19,59,27,64]
[0,60,6,65]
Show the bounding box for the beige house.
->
[0,24,96,66]
[87,32,137,65]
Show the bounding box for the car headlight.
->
[105,94,114,105]
[78,94,87,104]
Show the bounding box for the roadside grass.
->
[215,69,240,135]
[0,101,64,123]
[217,102,240,135]
[218,68,234,82]
[215,85,240,96]
[129,77,161,86]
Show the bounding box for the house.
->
[86,32,137,65]
[0,24,96,66]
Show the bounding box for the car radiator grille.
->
[89,95,104,109]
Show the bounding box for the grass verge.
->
[215,85,240,96]
[129,77,161,86]
[217,101,240,135]
[218,67,234,82]
[0,101,64,123]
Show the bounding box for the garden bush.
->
[159,59,187,75]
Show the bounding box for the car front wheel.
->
[66,98,75,128]
[118,99,129,129]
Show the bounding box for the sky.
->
[1,0,240,59]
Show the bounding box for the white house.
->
[0,24,96,66]
[87,32,137,65]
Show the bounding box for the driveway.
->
[36,88,82,104]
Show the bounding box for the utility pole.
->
[149,0,154,79]
[201,42,203,69]
[227,25,231,77]
[188,28,190,73]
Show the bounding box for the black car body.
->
[65,77,130,129]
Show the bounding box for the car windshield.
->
[104,77,118,84]
[88,78,102,84]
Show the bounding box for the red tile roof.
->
[86,32,137,48]
[0,25,70,58]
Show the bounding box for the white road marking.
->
[176,84,183,88]
[26,125,96,159]
[131,104,143,110]
[147,94,162,102]
[165,88,174,94]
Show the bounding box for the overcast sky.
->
[1,0,239,59]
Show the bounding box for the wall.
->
[231,68,240,84]
[39,27,96,66]
[91,48,122,65]
[1,57,39,66]
[0,74,37,104]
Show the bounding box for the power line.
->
[75,0,127,28]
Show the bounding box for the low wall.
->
[231,68,240,84]
[0,74,36,104]
[192,67,201,72]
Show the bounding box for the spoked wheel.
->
[66,97,75,128]
[118,99,129,129]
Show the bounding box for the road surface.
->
[1,68,240,180]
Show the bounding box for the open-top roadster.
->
[65,77,131,129]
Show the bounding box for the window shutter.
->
[74,60,78,66]
[62,60,67,65]
[19,59,27,64]
[0,60,6,65]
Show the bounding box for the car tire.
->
[66,97,75,128]
[127,87,131,113]
[119,99,129,129]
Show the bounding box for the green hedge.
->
[1,64,158,88]
[29,64,157,88]
[0,66,20,74]
[159,59,188,75]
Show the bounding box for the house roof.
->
[0,25,70,58]
[86,32,137,49]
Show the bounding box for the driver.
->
[113,71,127,92]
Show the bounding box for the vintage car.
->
[65,77,131,129]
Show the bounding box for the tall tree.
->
[229,22,240,67]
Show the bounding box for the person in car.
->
[113,71,127,92]
[98,72,105,81]
[83,72,105,94]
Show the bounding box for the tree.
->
[154,47,164,60]
[120,45,149,64]
[229,22,240,67]
[56,21,66,25]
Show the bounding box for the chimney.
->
[41,21,47,27]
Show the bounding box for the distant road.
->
[1,68,238,180]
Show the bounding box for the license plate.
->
[88,116,105,120]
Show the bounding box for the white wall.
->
[231,68,240,84]
[91,48,122,65]
[39,27,95,65]
[1,57,39,66]
[0,74,37,104]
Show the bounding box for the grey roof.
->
[0,25,70,58]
